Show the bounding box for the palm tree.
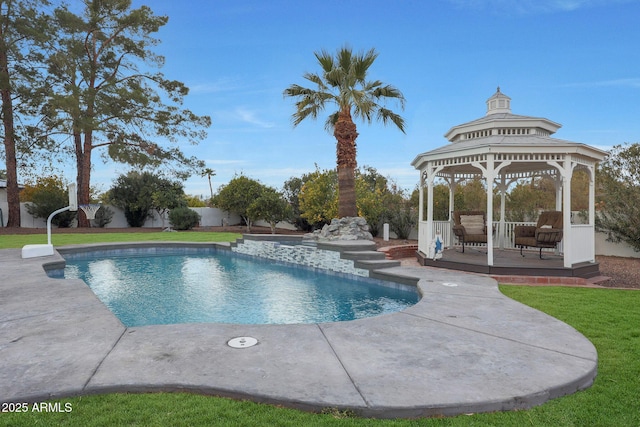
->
[284,46,406,218]
[200,167,216,201]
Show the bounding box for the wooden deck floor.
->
[417,246,600,278]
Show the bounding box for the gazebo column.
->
[448,174,457,248]
[448,173,456,221]
[563,171,573,268]
[418,175,424,223]
[554,174,563,256]
[589,166,597,262]
[475,155,496,266]
[551,159,574,268]
[496,174,508,250]
[554,174,562,211]
[419,163,443,256]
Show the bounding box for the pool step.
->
[355,259,402,270]
[341,250,387,261]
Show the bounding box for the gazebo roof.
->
[411,88,607,175]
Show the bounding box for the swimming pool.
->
[62,248,419,327]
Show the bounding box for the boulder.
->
[304,217,373,242]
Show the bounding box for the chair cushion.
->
[460,215,485,235]
[515,236,537,247]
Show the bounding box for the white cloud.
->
[211,107,276,129]
[234,107,276,128]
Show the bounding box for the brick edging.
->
[378,245,419,260]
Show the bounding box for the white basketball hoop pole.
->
[22,183,78,258]
[46,183,77,245]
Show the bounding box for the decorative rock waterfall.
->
[304,217,374,241]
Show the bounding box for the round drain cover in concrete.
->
[227,336,258,348]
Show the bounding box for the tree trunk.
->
[73,127,92,228]
[334,109,359,218]
[77,131,93,227]
[0,37,20,227]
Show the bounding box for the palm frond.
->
[372,84,406,107]
[315,49,334,73]
[285,46,405,134]
[352,48,378,82]
[377,108,406,133]
[324,111,339,132]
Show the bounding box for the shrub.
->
[22,176,76,227]
[386,201,417,239]
[168,207,200,230]
[108,171,186,227]
[91,206,114,228]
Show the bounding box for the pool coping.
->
[0,241,598,419]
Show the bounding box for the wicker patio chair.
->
[514,211,563,258]
[452,210,488,253]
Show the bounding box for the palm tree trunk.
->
[334,109,359,218]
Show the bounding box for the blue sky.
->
[92,0,640,198]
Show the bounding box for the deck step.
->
[341,250,386,261]
[355,259,402,270]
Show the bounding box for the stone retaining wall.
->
[232,239,370,277]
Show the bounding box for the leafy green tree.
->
[505,176,556,221]
[21,176,76,227]
[185,194,207,207]
[596,143,640,252]
[460,178,487,212]
[213,175,267,232]
[283,175,312,231]
[355,166,389,236]
[431,183,454,221]
[571,169,590,212]
[108,171,181,227]
[43,0,210,226]
[247,188,292,234]
[284,46,405,218]
[505,183,539,222]
[151,180,187,229]
[297,166,401,234]
[298,167,338,227]
[0,0,51,227]
[382,183,417,239]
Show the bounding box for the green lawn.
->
[1,232,639,426]
[0,231,242,249]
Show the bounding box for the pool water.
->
[63,251,419,327]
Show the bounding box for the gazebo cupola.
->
[412,88,608,269]
[486,86,511,114]
[444,87,561,143]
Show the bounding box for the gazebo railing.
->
[419,220,594,265]
[419,220,559,253]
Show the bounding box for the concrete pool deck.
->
[0,245,597,418]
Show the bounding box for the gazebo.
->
[411,88,608,275]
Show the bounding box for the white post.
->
[383,223,390,241]
[562,163,573,268]
[47,206,71,245]
[22,183,77,258]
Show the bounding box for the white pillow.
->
[460,215,485,234]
